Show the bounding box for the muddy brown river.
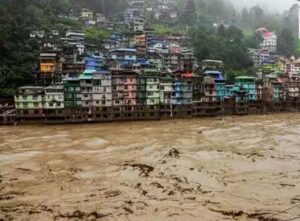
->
[1,114,300,221]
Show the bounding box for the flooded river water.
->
[1,114,300,221]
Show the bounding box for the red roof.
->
[263,32,274,38]
[256,27,268,33]
[182,72,193,78]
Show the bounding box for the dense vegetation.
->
[0,0,299,95]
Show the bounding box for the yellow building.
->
[39,52,60,74]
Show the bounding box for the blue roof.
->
[205,70,224,81]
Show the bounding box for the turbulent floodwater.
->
[1,114,300,221]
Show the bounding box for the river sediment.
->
[1,114,300,220]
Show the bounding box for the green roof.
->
[235,76,256,80]
[79,70,95,80]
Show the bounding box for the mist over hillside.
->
[228,0,297,12]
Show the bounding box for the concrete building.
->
[136,74,147,105]
[44,85,64,109]
[92,71,113,107]
[112,69,125,106]
[160,72,172,105]
[123,71,138,106]
[81,8,93,20]
[79,70,95,108]
[204,70,225,101]
[133,18,144,32]
[201,76,217,102]
[234,76,257,101]
[14,86,45,118]
[63,78,82,108]
[260,32,277,53]
[144,68,160,105]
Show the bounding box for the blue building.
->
[204,70,225,101]
[110,48,137,67]
[84,55,104,71]
[172,80,183,105]
[233,76,257,101]
[171,78,193,105]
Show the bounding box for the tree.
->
[278,28,297,56]
[85,28,109,49]
[182,0,196,25]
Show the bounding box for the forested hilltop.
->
[0,0,299,96]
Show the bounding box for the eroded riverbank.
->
[1,114,300,220]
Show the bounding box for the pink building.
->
[111,69,137,106]
[123,71,137,105]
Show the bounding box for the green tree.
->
[182,0,196,25]
[85,28,109,49]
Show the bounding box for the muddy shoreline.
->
[1,114,300,220]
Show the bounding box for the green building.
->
[144,68,160,106]
[137,74,147,105]
[63,78,82,108]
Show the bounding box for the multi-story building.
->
[136,74,147,105]
[144,68,160,105]
[40,52,59,74]
[44,85,64,121]
[248,48,260,66]
[79,70,94,109]
[260,32,277,53]
[110,48,137,68]
[180,49,196,72]
[234,76,257,101]
[92,71,112,107]
[204,70,225,101]
[81,8,93,20]
[123,70,137,106]
[44,85,64,109]
[171,73,193,105]
[272,80,285,101]
[285,76,300,100]
[160,72,172,105]
[14,87,45,118]
[147,52,163,70]
[133,18,144,32]
[201,76,217,102]
[85,55,104,71]
[181,78,193,105]
[63,78,82,108]
[112,69,125,106]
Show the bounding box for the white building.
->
[260,32,277,53]
[92,72,113,107]
[45,85,64,109]
[81,8,93,19]
[133,18,144,32]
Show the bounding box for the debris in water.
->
[165,148,180,159]
[124,164,154,177]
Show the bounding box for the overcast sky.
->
[229,0,297,12]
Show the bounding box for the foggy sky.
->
[229,0,297,12]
